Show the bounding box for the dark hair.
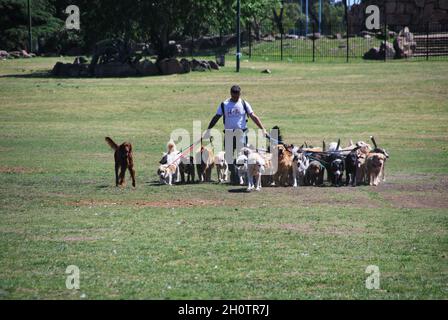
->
[230,85,241,93]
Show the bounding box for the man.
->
[204,85,268,184]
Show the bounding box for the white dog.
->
[158,140,181,185]
[213,151,228,183]
[235,154,248,185]
[292,152,310,187]
[247,152,266,191]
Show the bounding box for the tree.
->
[0,0,63,51]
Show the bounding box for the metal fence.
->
[183,22,448,63]
[241,22,448,62]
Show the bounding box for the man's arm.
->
[249,113,267,136]
[207,114,221,130]
[203,114,221,139]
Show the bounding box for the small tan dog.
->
[273,144,294,186]
[355,151,368,185]
[366,153,387,186]
[196,146,214,182]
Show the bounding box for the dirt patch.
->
[0,166,43,174]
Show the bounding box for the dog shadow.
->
[228,187,250,193]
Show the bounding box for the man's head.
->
[230,85,241,102]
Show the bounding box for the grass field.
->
[0,57,447,299]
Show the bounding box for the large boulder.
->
[394,27,417,59]
[0,50,9,59]
[208,60,219,70]
[179,58,191,74]
[94,62,137,77]
[157,58,183,75]
[135,60,159,76]
[52,62,83,77]
[363,47,382,60]
[191,59,211,72]
[380,41,396,59]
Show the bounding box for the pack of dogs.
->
[105,128,389,191]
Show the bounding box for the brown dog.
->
[195,146,214,182]
[273,144,294,186]
[105,137,136,187]
[366,153,386,186]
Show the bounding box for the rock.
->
[52,62,82,77]
[380,41,396,59]
[136,60,159,76]
[208,60,219,70]
[394,27,417,59]
[0,50,9,59]
[262,35,275,42]
[363,47,382,60]
[73,56,88,64]
[157,58,183,75]
[307,33,321,40]
[94,62,137,77]
[285,34,299,39]
[9,51,22,58]
[191,59,211,72]
[21,50,32,58]
[179,58,191,74]
[261,69,271,74]
[215,55,225,67]
[335,33,342,40]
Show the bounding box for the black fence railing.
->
[238,22,448,62]
[180,22,448,63]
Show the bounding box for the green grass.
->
[0,57,447,299]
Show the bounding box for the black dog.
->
[329,155,345,187]
[179,156,195,183]
[345,150,358,186]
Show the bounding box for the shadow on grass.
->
[228,187,249,193]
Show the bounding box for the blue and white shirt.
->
[216,98,254,130]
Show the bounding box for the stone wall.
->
[348,0,448,29]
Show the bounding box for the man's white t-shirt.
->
[216,98,254,130]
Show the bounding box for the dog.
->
[273,144,294,186]
[345,149,358,186]
[105,137,136,187]
[179,156,195,183]
[366,153,387,186]
[235,153,248,185]
[355,151,368,185]
[305,160,325,186]
[247,152,266,191]
[195,146,214,182]
[158,140,183,185]
[329,156,345,186]
[213,151,228,183]
[292,151,309,187]
[157,163,178,185]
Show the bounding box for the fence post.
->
[346,12,349,62]
[281,32,283,61]
[312,23,315,62]
[426,22,429,61]
[383,13,387,62]
[248,24,252,59]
